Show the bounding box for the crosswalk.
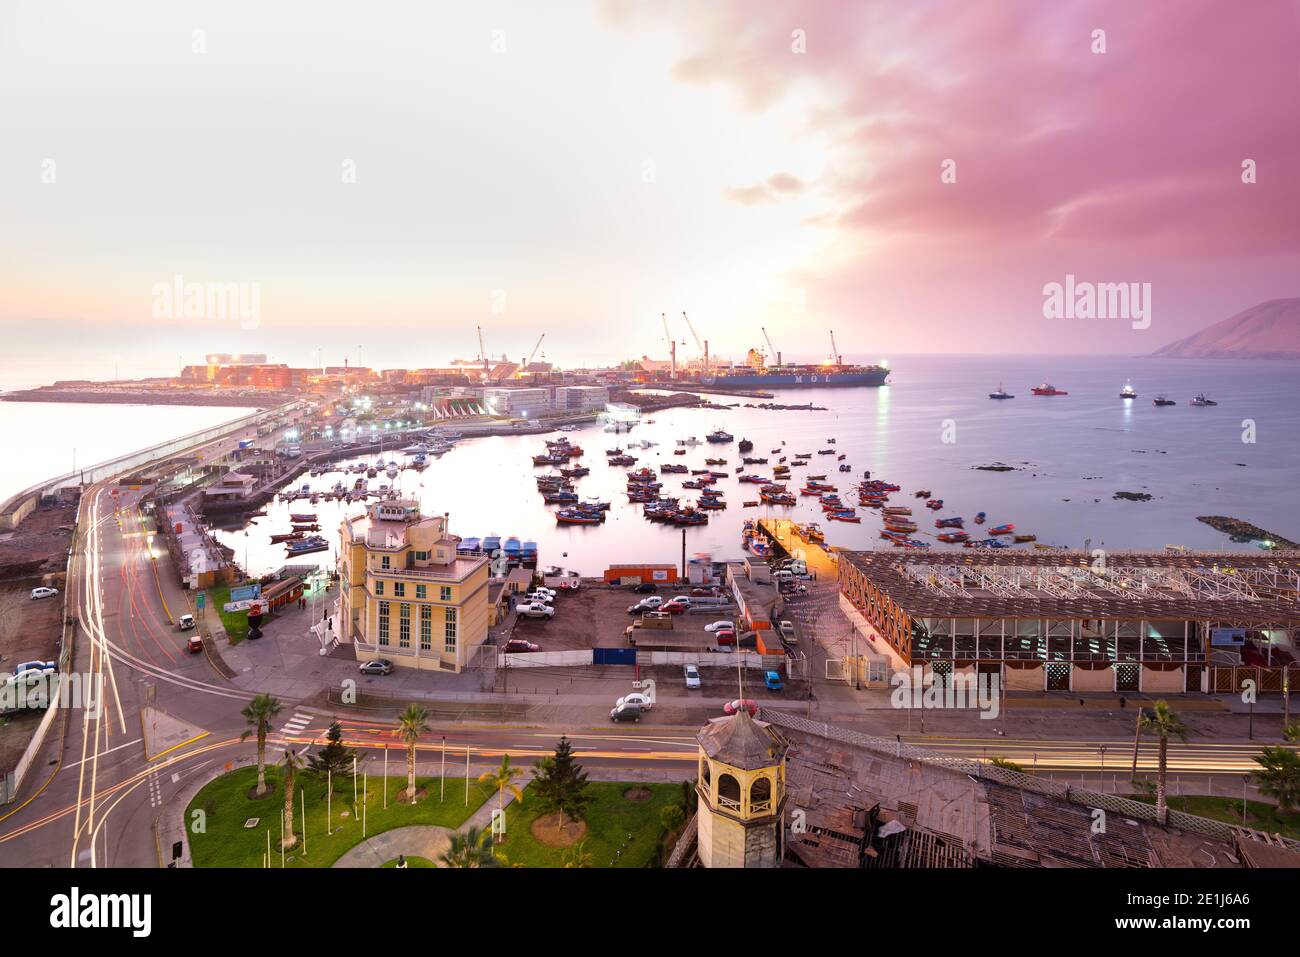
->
[270,712,315,753]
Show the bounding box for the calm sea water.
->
[0,401,259,504]
[212,355,1300,578]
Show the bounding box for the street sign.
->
[196,593,205,610]
[231,584,261,602]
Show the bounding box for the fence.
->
[756,709,1260,844]
[498,649,765,669]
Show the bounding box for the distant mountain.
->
[1150,298,1300,359]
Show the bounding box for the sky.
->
[1,0,1297,385]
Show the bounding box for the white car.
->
[522,591,555,605]
[518,602,555,619]
[530,587,557,599]
[627,596,663,614]
[30,586,59,600]
[615,692,654,711]
[705,620,735,633]
[684,665,701,689]
[669,596,693,607]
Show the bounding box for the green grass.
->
[496,781,681,868]
[1128,794,1300,839]
[188,765,494,868]
[381,856,435,868]
[202,584,249,643]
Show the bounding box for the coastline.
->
[1,388,285,408]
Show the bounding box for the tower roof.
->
[697,710,786,771]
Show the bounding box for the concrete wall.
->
[1073,666,1115,692]
[1005,664,1045,691]
[1142,665,1185,693]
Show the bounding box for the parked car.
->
[715,629,735,646]
[778,620,795,639]
[615,692,654,711]
[723,698,759,716]
[633,582,657,594]
[30,586,59,600]
[704,620,735,633]
[669,596,693,607]
[661,600,689,614]
[359,659,394,675]
[504,639,541,653]
[187,635,204,655]
[610,703,642,723]
[529,587,558,600]
[518,602,555,619]
[764,670,784,691]
[178,613,195,631]
[522,591,555,605]
[13,660,56,676]
[627,596,663,614]
[684,664,701,689]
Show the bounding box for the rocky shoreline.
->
[1197,515,1296,548]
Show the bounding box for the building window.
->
[399,603,411,649]
[375,580,384,596]
[415,550,429,561]
[415,584,427,599]
[394,581,405,598]
[378,601,390,646]
[444,607,457,652]
[381,555,391,570]
[420,605,432,651]
[440,586,452,602]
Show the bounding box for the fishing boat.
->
[827,511,860,523]
[742,457,768,464]
[1031,383,1068,396]
[817,449,835,455]
[556,509,603,525]
[738,474,769,484]
[289,513,318,523]
[1013,534,1037,543]
[660,463,688,474]
[988,382,1015,400]
[738,438,753,453]
[937,531,970,543]
[882,507,912,516]
[1120,381,1137,399]
[286,536,329,556]
[705,458,727,466]
[1153,395,1176,406]
[804,523,825,543]
[989,523,1016,535]
[925,499,944,510]
[706,429,734,444]
[743,501,759,508]
[673,448,686,456]
[974,512,986,524]
[269,531,304,543]
[1190,393,1217,407]
[807,474,827,481]
[914,490,932,499]
[674,509,709,526]
[838,464,852,472]
[677,437,701,447]
[935,517,964,528]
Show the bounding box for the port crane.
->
[829,329,842,366]
[477,325,490,378]
[761,326,781,367]
[523,333,545,370]
[681,311,708,373]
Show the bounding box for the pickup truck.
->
[518,602,555,619]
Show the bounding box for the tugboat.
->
[1031,383,1068,396]
[1153,394,1176,407]
[988,382,1015,400]
[1190,393,1217,407]
[1120,381,1137,399]
[738,438,754,453]
[706,429,734,444]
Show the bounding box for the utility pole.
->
[680,527,687,580]
[1130,708,1143,778]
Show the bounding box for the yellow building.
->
[339,500,489,672]
[695,711,788,868]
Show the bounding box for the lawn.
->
[1128,794,1300,839]
[497,781,682,868]
[202,584,249,643]
[188,765,494,867]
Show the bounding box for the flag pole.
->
[440,736,446,802]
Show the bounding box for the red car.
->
[714,629,736,645]
[187,635,204,655]
[504,639,540,653]
[661,600,689,614]
[724,699,759,716]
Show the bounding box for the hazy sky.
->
[1,0,1297,384]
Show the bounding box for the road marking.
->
[66,737,144,769]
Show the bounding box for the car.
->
[633,582,657,594]
[528,587,558,600]
[684,664,701,689]
[723,698,759,716]
[764,670,784,691]
[30,586,59,600]
[518,602,555,619]
[615,692,654,711]
[522,591,554,605]
[358,659,394,675]
[13,660,56,676]
[661,600,689,614]
[778,620,795,639]
[704,620,735,633]
[627,596,663,614]
[178,613,195,631]
[609,703,642,723]
[504,639,541,653]
[669,596,693,607]
[715,629,736,645]
[187,635,204,655]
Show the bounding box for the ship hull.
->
[697,367,890,389]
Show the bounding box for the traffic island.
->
[186,765,494,867]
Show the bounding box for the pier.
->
[757,518,840,578]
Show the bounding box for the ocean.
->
[208,355,1300,578]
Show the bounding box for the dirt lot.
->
[510,584,738,653]
[0,583,64,674]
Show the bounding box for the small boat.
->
[705,458,727,466]
[989,523,1016,535]
[838,464,852,472]
[1153,395,1176,407]
[660,463,688,474]
[1120,381,1137,399]
[286,536,329,556]
[706,429,734,444]
[556,509,603,525]
[269,531,304,543]
[925,499,944,510]
[289,513,318,523]
[742,457,768,465]
[738,438,754,453]
[743,501,759,508]
[935,517,964,528]
[817,449,835,455]
[937,531,970,543]
[1013,534,1037,543]
[1190,393,1217,407]
[989,382,1015,400]
[914,490,932,499]
[1031,383,1068,396]
[974,512,986,524]
[673,448,687,455]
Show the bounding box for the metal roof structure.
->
[839,550,1300,622]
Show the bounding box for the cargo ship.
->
[696,362,889,390]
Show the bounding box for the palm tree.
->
[477,754,525,841]
[1138,700,1188,825]
[397,704,429,804]
[439,826,499,868]
[281,748,301,849]
[1252,747,1300,813]
[562,840,594,869]
[240,693,282,797]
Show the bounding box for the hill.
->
[1150,298,1300,359]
